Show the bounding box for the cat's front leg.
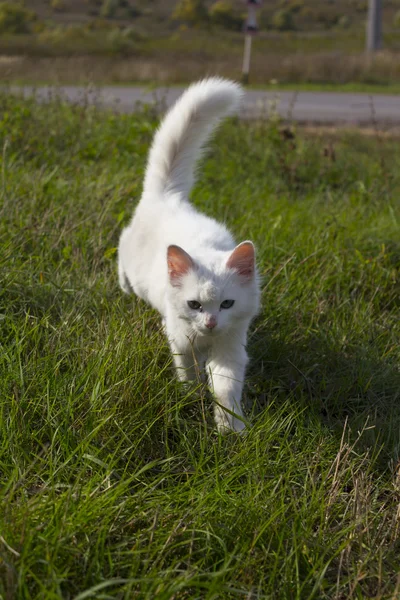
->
[207,342,248,433]
[169,339,199,382]
[118,261,131,294]
[166,329,204,383]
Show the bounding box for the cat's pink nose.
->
[205,316,217,329]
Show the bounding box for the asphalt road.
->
[10,84,400,125]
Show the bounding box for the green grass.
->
[253,81,400,95]
[1,92,400,599]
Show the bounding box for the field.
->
[2,0,400,87]
[1,91,400,599]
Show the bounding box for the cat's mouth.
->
[198,326,219,336]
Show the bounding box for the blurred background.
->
[0,0,398,90]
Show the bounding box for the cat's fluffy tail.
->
[142,78,243,199]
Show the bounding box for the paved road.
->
[10,84,400,125]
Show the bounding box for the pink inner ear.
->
[227,241,255,280]
[167,245,194,286]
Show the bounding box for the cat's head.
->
[166,242,259,336]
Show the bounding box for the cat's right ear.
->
[167,245,194,287]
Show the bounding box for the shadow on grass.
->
[247,314,400,463]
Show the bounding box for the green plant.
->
[86,17,116,30]
[106,27,135,53]
[172,0,208,27]
[208,1,243,31]
[337,14,351,28]
[125,5,141,19]
[100,0,119,18]
[272,8,295,30]
[354,0,368,13]
[51,0,65,11]
[0,1,36,34]
[121,26,143,41]
[288,0,304,14]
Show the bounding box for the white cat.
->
[118,78,260,432]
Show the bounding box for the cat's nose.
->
[205,316,217,329]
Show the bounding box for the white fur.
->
[118,78,260,433]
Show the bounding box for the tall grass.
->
[1,91,400,598]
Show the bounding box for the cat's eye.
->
[187,300,202,310]
[220,299,235,309]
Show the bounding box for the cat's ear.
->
[227,241,255,281]
[167,245,194,286]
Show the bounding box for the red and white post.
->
[242,0,262,84]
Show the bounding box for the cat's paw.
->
[214,407,247,434]
[119,269,132,294]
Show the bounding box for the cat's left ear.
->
[227,241,255,281]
